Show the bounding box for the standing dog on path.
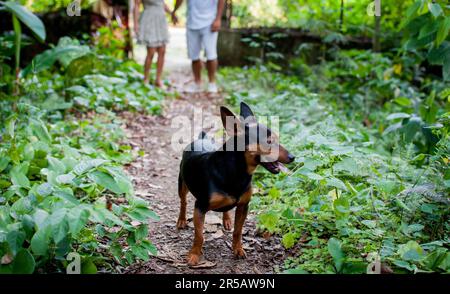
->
[177,102,295,265]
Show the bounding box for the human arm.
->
[211,0,225,32]
[171,0,183,25]
[164,3,171,14]
[133,0,141,35]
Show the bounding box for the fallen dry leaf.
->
[1,253,13,265]
[205,214,222,225]
[189,260,217,269]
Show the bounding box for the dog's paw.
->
[222,218,233,231]
[233,246,247,259]
[187,253,200,266]
[176,218,187,229]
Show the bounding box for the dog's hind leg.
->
[222,211,232,231]
[176,173,188,229]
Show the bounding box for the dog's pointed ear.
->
[240,102,256,122]
[220,106,241,136]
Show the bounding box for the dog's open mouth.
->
[261,161,284,174]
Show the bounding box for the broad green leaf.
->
[29,119,51,144]
[341,261,367,274]
[6,230,26,255]
[282,232,297,249]
[37,182,52,197]
[328,238,345,272]
[0,156,10,172]
[428,3,443,18]
[283,268,309,274]
[67,207,90,237]
[131,244,149,261]
[333,157,358,175]
[326,177,348,191]
[56,173,76,185]
[73,159,107,175]
[10,165,30,188]
[135,225,148,241]
[30,226,51,256]
[427,42,450,65]
[133,207,159,221]
[258,211,280,233]
[436,17,450,46]
[403,116,423,142]
[361,220,377,229]
[423,248,448,271]
[103,166,133,195]
[66,53,96,79]
[11,197,32,215]
[330,145,354,156]
[386,112,411,120]
[49,209,69,244]
[394,97,412,106]
[398,241,424,262]
[3,2,46,42]
[141,240,158,256]
[418,20,438,39]
[302,171,323,180]
[81,260,97,274]
[333,196,349,216]
[12,249,35,274]
[5,114,17,139]
[268,187,280,200]
[88,171,123,194]
[444,56,450,81]
[47,156,66,175]
[33,209,49,229]
[53,187,79,205]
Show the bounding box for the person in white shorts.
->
[172,0,225,93]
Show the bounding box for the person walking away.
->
[172,0,225,93]
[134,0,174,87]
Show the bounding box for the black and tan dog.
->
[176,102,295,265]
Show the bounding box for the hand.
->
[211,18,221,32]
[171,12,178,25]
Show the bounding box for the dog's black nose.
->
[288,154,295,163]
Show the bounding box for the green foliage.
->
[0,33,165,273]
[1,1,46,93]
[94,21,129,60]
[0,105,159,273]
[17,0,94,13]
[220,60,449,273]
[2,1,46,42]
[401,0,450,80]
[20,36,164,114]
[231,0,414,39]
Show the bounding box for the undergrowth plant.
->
[219,56,449,274]
[0,33,165,273]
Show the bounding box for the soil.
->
[121,70,287,274]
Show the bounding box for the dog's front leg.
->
[232,203,248,258]
[187,207,205,265]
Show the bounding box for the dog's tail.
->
[198,131,208,139]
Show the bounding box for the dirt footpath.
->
[121,70,287,274]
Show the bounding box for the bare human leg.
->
[144,47,157,84]
[206,59,218,84]
[155,45,166,87]
[192,60,202,85]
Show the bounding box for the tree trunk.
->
[373,15,381,52]
[339,0,344,32]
